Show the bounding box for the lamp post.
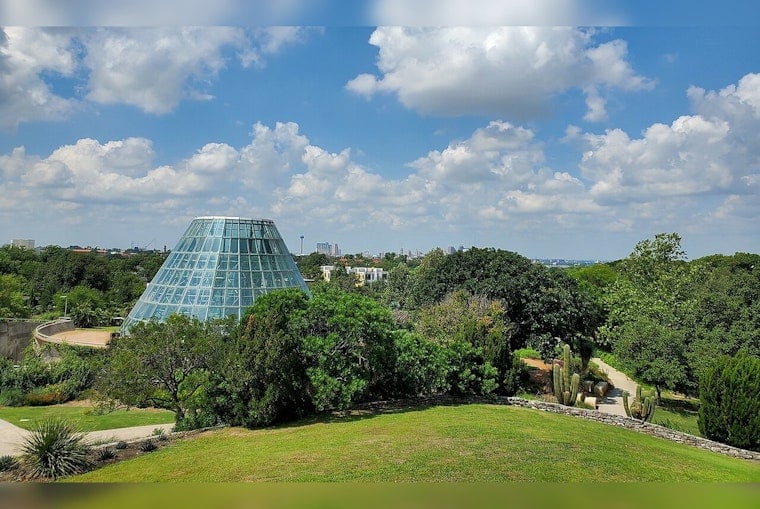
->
[62,295,68,318]
[300,235,304,255]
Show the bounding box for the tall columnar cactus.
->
[622,385,656,422]
[552,344,580,407]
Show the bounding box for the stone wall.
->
[0,320,40,361]
[504,397,760,462]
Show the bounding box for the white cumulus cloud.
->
[346,27,652,121]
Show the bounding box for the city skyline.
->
[1,3,759,261]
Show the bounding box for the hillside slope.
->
[70,404,760,482]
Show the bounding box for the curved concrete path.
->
[0,419,173,456]
[591,357,639,417]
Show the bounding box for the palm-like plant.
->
[21,418,92,479]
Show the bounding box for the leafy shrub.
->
[139,440,157,452]
[0,388,25,407]
[0,455,18,472]
[21,418,92,480]
[114,441,127,450]
[24,383,68,406]
[96,447,116,461]
[698,353,760,451]
[393,331,449,397]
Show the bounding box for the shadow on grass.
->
[272,396,508,431]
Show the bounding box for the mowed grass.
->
[0,404,174,432]
[69,404,760,482]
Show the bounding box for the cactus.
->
[623,385,656,422]
[552,344,580,407]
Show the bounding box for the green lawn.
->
[651,395,701,436]
[69,404,760,482]
[0,404,174,432]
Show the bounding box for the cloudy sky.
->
[1,1,758,260]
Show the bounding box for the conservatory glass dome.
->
[120,216,308,332]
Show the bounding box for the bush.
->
[698,353,760,451]
[21,418,92,479]
[0,388,25,407]
[0,455,18,472]
[114,441,127,450]
[95,447,116,461]
[139,440,157,452]
[24,383,68,406]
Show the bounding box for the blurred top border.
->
[1,0,758,27]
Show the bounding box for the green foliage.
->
[415,290,515,395]
[99,314,232,425]
[698,353,760,451]
[392,331,450,397]
[21,418,92,480]
[0,345,106,405]
[552,344,580,406]
[114,441,127,450]
[302,286,397,410]
[96,447,116,461]
[623,386,656,422]
[209,288,312,428]
[0,273,30,317]
[0,455,18,472]
[410,248,599,358]
[139,440,158,452]
[601,233,695,399]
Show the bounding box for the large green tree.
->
[98,314,232,423]
[208,289,312,428]
[0,274,30,318]
[601,233,695,400]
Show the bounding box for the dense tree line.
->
[2,235,758,451]
[0,245,164,325]
[597,233,759,400]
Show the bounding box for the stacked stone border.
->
[504,397,760,461]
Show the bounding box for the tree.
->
[208,289,312,428]
[0,274,30,318]
[302,286,397,410]
[98,314,232,424]
[601,233,695,399]
[698,353,760,452]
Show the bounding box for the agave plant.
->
[21,418,92,480]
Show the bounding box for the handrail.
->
[33,318,75,347]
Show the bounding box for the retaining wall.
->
[0,320,40,361]
[504,397,760,461]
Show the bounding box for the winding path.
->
[0,419,173,456]
[591,357,639,417]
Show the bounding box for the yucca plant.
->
[139,439,157,452]
[95,447,116,461]
[21,418,93,480]
[0,455,18,472]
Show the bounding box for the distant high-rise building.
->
[316,242,341,257]
[11,239,34,250]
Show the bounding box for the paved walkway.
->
[591,357,639,417]
[0,419,173,456]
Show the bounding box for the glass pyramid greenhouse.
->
[120,216,309,333]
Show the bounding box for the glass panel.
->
[211,289,224,306]
[214,272,226,288]
[224,289,239,307]
[226,271,239,288]
[182,289,197,305]
[240,272,252,288]
[197,289,210,305]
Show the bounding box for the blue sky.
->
[1,2,759,260]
